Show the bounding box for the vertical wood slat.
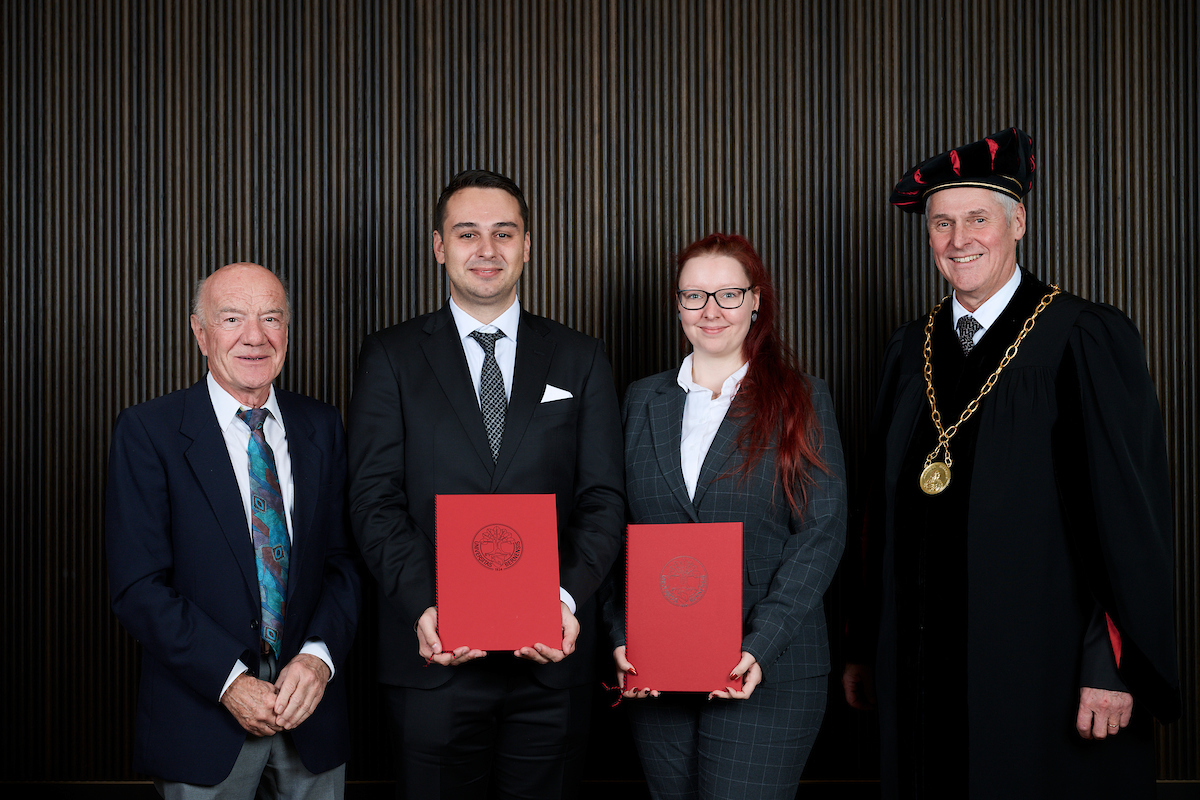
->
[0,0,1195,782]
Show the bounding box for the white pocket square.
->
[540,384,573,403]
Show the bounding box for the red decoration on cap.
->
[889,128,1034,213]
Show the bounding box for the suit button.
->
[250,620,260,629]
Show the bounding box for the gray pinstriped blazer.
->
[610,369,847,683]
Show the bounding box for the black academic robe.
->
[861,271,1179,799]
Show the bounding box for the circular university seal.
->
[472,523,523,571]
[660,556,708,607]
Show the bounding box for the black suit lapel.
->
[491,311,554,490]
[180,382,258,600]
[277,391,317,600]
[421,307,496,473]
[647,376,698,522]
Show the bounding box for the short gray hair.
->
[925,189,1021,224]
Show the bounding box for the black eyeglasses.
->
[676,287,754,310]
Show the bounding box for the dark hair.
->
[434,169,530,234]
[675,233,826,513]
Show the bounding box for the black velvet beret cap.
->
[890,127,1036,213]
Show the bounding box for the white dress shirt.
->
[677,354,750,500]
[206,374,333,698]
[951,266,1022,348]
[446,298,578,615]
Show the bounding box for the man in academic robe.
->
[106,263,361,798]
[841,129,1180,798]
[347,169,625,798]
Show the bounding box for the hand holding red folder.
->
[615,646,760,700]
[416,606,486,666]
[706,652,761,701]
[514,602,579,663]
[416,602,575,666]
[613,645,658,698]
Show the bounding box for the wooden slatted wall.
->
[1,0,1195,783]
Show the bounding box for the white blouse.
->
[677,354,749,500]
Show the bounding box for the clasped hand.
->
[219,653,330,736]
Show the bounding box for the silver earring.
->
[751,310,758,323]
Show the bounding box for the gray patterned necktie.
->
[469,330,507,461]
[957,314,983,355]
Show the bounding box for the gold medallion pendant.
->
[919,461,951,495]
[918,286,1060,496]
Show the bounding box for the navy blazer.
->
[347,304,626,690]
[106,380,361,785]
[612,370,847,682]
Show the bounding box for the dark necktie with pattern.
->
[469,330,507,461]
[238,408,289,658]
[957,314,983,355]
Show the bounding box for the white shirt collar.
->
[952,266,1022,331]
[205,372,282,430]
[676,353,750,398]
[449,296,522,342]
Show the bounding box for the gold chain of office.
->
[918,285,1061,495]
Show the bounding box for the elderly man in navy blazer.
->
[106,262,361,799]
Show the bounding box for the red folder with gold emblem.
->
[624,522,743,692]
[435,494,561,651]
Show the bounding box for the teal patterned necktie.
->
[238,408,289,658]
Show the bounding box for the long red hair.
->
[675,233,826,514]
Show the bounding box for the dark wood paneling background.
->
[2,0,1195,785]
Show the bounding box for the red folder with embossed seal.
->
[624,522,743,692]
[435,493,561,651]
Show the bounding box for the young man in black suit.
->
[347,169,625,799]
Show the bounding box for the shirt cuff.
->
[560,587,577,616]
[221,660,250,701]
[300,638,335,682]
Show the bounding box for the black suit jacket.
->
[105,380,361,785]
[348,304,625,689]
[610,371,847,682]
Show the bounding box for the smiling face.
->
[926,187,1026,311]
[189,263,289,408]
[433,186,531,323]
[677,254,760,363]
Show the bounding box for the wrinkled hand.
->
[416,606,486,666]
[614,645,658,698]
[709,652,761,700]
[516,602,578,664]
[842,663,877,710]
[1077,687,1133,739]
[273,653,330,730]
[221,673,282,737]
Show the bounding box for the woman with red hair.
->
[608,233,846,799]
